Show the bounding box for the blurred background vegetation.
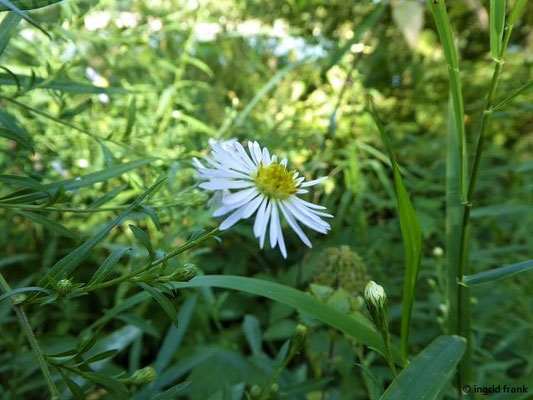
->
[0,0,532,398]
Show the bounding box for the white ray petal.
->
[284,200,329,233]
[300,176,328,187]
[242,194,265,219]
[253,198,268,237]
[279,201,312,248]
[199,180,254,190]
[219,207,245,230]
[253,142,263,165]
[248,141,259,165]
[272,202,287,258]
[292,197,327,210]
[280,158,288,167]
[262,147,271,165]
[198,167,250,180]
[269,202,279,249]
[222,187,257,205]
[234,142,257,170]
[259,201,272,248]
[292,197,333,217]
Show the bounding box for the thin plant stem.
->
[85,228,220,292]
[0,272,61,399]
[456,19,514,394]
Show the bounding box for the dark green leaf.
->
[379,336,466,400]
[462,259,533,287]
[0,0,63,11]
[0,286,51,302]
[138,282,178,327]
[16,210,78,239]
[87,248,131,287]
[129,225,155,260]
[490,0,506,59]
[0,12,21,57]
[0,127,34,153]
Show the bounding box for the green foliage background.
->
[0,0,532,399]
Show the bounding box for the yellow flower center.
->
[254,163,297,200]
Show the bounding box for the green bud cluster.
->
[55,279,73,296]
[312,246,369,295]
[125,366,156,385]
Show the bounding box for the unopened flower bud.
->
[249,385,262,398]
[127,366,156,385]
[175,263,197,281]
[56,279,73,296]
[432,246,444,258]
[270,382,279,394]
[364,281,388,331]
[290,324,308,355]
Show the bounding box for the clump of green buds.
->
[55,279,73,296]
[124,366,156,385]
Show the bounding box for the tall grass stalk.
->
[0,272,60,399]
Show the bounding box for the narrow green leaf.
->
[369,101,422,363]
[79,371,129,398]
[491,79,533,111]
[79,349,118,366]
[63,374,85,400]
[0,0,51,39]
[172,275,402,364]
[123,96,136,139]
[0,174,50,196]
[88,184,128,209]
[243,314,262,357]
[462,259,533,287]
[16,210,78,239]
[0,0,63,11]
[138,283,178,327]
[151,382,191,400]
[490,0,506,59]
[88,292,148,330]
[87,248,131,287]
[0,286,51,302]
[427,0,467,202]
[39,178,165,284]
[508,0,527,26]
[1,158,154,204]
[379,336,466,400]
[129,225,155,260]
[0,73,128,93]
[0,127,34,153]
[0,12,21,56]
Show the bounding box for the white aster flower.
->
[194,139,333,258]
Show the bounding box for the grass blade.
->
[0,12,21,57]
[427,0,467,202]
[172,275,403,365]
[0,0,51,39]
[379,336,466,400]
[0,73,128,94]
[0,0,63,10]
[16,210,78,239]
[0,286,51,302]
[39,178,165,284]
[1,158,154,204]
[490,0,506,60]
[0,127,34,153]
[461,259,533,287]
[369,101,422,363]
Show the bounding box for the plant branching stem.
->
[0,272,60,399]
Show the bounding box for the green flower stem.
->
[456,19,515,393]
[381,328,398,379]
[85,227,219,292]
[0,272,61,399]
